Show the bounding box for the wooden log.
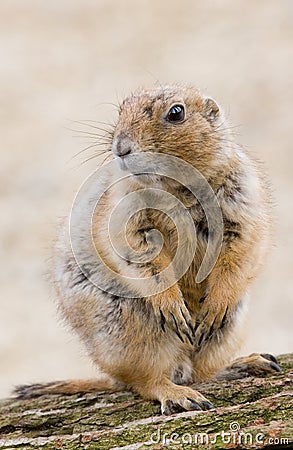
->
[0,353,292,449]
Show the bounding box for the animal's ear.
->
[203,97,220,122]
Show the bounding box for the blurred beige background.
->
[0,0,292,398]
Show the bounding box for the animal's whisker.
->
[93,101,119,109]
[212,122,242,135]
[100,152,114,166]
[68,129,109,138]
[78,141,111,147]
[81,151,112,166]
[66,129,113,140]
[80,119,116,128]
[77,143,110,156]
[70,144,110,161]
[69,120,114,135]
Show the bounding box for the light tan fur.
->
[15,85,280,414]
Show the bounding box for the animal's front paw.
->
[193,300,231,348]
[160,386,215,415]
[153,295,194,345]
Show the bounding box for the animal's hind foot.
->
[215,352,281,381]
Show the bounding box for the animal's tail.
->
[13,377,125,399]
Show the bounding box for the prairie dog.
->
[16,85,281,414]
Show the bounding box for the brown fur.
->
[14,85,281,414]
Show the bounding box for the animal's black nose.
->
[116,140,132,156]
[112,132,133,157]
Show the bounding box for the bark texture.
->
[0,353,292,449]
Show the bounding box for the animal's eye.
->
[166,104,185,123]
